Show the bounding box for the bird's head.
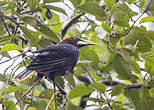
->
[59,37,96,48]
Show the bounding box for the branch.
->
[0,16,11,36]
[118,0,152,37]
[61,13,85,39]
[16,78,41,104]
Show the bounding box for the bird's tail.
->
[15,69,36,82]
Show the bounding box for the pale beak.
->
[77,38,96,48]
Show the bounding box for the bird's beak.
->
[77,38,96,48]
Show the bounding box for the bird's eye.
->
[73,37,78,41]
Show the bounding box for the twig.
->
[16,78,41,104]
[61,13,85,39]
[119,0,153,37]
[53,82,57,110]
[4,56,19,75]
[64,95,68,110]
[45,92,59,110]
[0,51,29,64]
[0,16,11,36]
[80,23,89,38]
[81,66,95,83]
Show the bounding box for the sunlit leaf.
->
[78,2,105,19]
[145,59,154,75]
[149,88,154,98]
[3,100,16,110]
[101,23,112,33]
[127,0,137,4]
[0,44,23,53]
[111,84,125,96]
[104,0,115,10]
[140,16,154,24]
[44,5,67,15]
[68,85,93,99]
[89,82,106,93]
[26,0,39,11]
[43,0,61,3]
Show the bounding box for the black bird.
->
[15,37,95,94]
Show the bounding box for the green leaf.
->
[140,16,154,23]
[85,97,106,103]
[39,89,54,99]
[44,5,67,15]
[21,16,38,27]
[89,82,106,93]
[124,87,154,110]
[26,0,39,11]
[2,99,16,110]
[113,55,132,80]
[38,38,51,48]
[148,5,154,12]
[135,36,152,52]
[79,47,99,63]
[27,107,37,110]
[146,30,154,41]
[131,61,141,74]
[70,0,82,8]
[126,0,137,4]
[78,2,105,20]
[104,0,115,10]
[66,73,75,87]
[36,24,60,43]
[101,23,112,33]
[124,26,146,45]
[149,88,154,98]
[19,26,38,46]
[68,85,93,99]
[111,84,125,96]
[145,59,154,75]
[140,0,145,7]
[43,0,62,3]
[0,44,23,53]
[2,86,26,95]
[0,74,7,82]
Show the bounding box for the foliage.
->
[0,0,154,110]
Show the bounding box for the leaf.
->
[113,55,132,80]
[43,0,62,3]
[3,99,16,110]
[111,84,125,96]
[78,2,105,19]
[126,0,137,4]
[140,0,145,7]
[124,26,146,45]
[66,73,75,87]
[21,16,38,27]
[145,59,154,75]
[124,87,154,110]
[2,86,26,95]
[104,0,115,10]
[27,107,37,110]
[140,16,154,23]
[38,38,51,48]
[148,5,154,12]
[79,47,99,63]
[44,5,67,15]
[146,30,154,41]
[0,44,23,53]
[36,24,59,43]
[85,97,106,103]
[70,0,82,8]
[19,26,38,46]
[0,74,7,82]
[26,0,39,11]
[68,85,93,99]
[39,89,54,99]
[131,61,141,74]
[101,23,112,33]
[89,82,106,93]
[135,36,152,52]
[149,88,154,98]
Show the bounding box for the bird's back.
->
[28,44,79,79]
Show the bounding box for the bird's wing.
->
[29,44,78,73]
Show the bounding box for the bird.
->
[15,37,96,94]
